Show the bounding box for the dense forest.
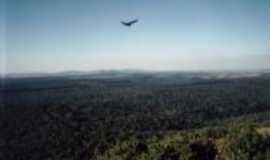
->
[1,71,270,160]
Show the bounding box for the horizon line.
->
[2,68,270,78]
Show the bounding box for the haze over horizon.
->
[2,0,270,74]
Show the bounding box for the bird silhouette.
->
[121,19,138,27]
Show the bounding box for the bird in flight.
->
[121,19,139,27]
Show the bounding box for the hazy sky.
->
[3,0,270,73]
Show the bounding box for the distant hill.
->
[3,69,270,80]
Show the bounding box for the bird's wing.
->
[129,19,138,24]
[121,21,129,26]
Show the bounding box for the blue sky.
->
[3,0,270,73]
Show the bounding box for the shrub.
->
[223,126,270,160]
